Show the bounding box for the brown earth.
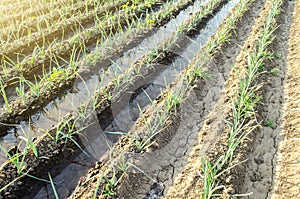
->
[233,0,296,198]
[165,0,275,197]
[1,0,299,198]
[69,0,268,198]
[271,0,300,198]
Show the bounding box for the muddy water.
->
[28,1,240,198]
[0,0,210,163]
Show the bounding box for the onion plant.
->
[200,0,282,197]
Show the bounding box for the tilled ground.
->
[271,0,300,198]
[0,0,299,198]
[167,0,300,198]
[68,0,300,198]
[238,0,296,197]
[111,0,266,197]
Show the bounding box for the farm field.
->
[0,0,299,198]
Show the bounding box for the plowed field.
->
[0,0,299,198]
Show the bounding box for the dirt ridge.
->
[68,0,264,197]
[271,0,300,198]
[235,0,296,198]
[165,0,283,197]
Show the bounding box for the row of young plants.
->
[69,0,258,197]
[199,0,283,198]
[0,0,225,134]
[0,47,79,134]
[8,0,225,125]
[0,0,85,28]
[0,0,201,194]
[0,0,120,42]
[0,0,147,60]
[0,0,209,138]
[0,0,229,196]
[106,0,229,101]
[82,0,197,66]
[0,0,73,15]
[0,0,167,88]
[0,0,198,131]
[0,0,40,10]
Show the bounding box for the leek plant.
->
[200,0,282,197]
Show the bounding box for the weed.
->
[23,75,41,97]
[102,172,117,196]
[266,119,275,129]
[116,153,129,173]
[273,52,281,59]
[187,67,210,83]
[164,82,187,113]
[270,67,280,76]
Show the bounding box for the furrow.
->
[0,0,169,132]
[165,0,282,197]
[0,0,162,64]
[0,0,196,135]
[271,0,300,198]
[66,0,260,197]
[0,0,84,28]
[0,0,126,42]
[0,0,220,197]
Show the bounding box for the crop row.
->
[68,0,258,197]
[198,0,283,197]
[0,0,75,15]
[0,0,227,196]
[0,0,89,28]
[0,0,149,61]
[2,0,214,132]
[0,0,197,188]
[0,0,197,132]
[162,0,285,197]
[0,0,122,42]
[0,0,167,88]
